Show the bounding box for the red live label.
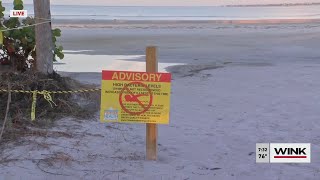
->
[10,10,28,17]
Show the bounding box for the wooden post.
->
[146,46,158,160]
[33,0,54,74]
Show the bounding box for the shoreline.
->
[52,18,320,28]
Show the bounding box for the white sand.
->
[1,22,320,179]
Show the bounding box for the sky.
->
[2,0,320,6]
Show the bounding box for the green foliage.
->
[0,2,5,18]
[14,0,24,10]
[52,28,64,60]
[0,0,64,72]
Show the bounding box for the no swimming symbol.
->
[119,82,153,115]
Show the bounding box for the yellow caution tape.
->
[31,91,37,121]
[0,88,101,121]
[38,90,57,108]
[0,32,3,45]
[0,88,101,94]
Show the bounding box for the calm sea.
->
[3,4,320,20]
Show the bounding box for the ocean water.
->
[2,4,320,20]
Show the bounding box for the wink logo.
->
[270,143,311,163]
[274,148,306,157]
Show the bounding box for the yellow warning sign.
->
[100,70,171,124]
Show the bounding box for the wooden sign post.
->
[146,46,158,160]
[101,46,171,160]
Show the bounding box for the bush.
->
[0,71,100,141]
[0,0,64,72]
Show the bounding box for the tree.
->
[0,0,64,73]
[33,0,53,74]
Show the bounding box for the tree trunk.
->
[33,0,53,74]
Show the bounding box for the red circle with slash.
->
[119,82,153,115]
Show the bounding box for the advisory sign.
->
[100,70,171,124]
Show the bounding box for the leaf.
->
[3,30,10,37]
[23,17,35,25]
[52,29,61,37]
[6,18,21,28]
[13,0,23,6]
[56,51,64,59]
[0,3,5,18]
[12,29,22,39]
[14,4,24,10]
[0,2,5,18]
[26,37,33,43]
[0,6,5,17]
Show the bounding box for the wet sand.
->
[56,20,320,66]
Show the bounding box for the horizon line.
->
[3,2,320,7]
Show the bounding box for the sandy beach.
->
[56,20,319,59]
[1,20,320,179]
[56,19,320,74]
